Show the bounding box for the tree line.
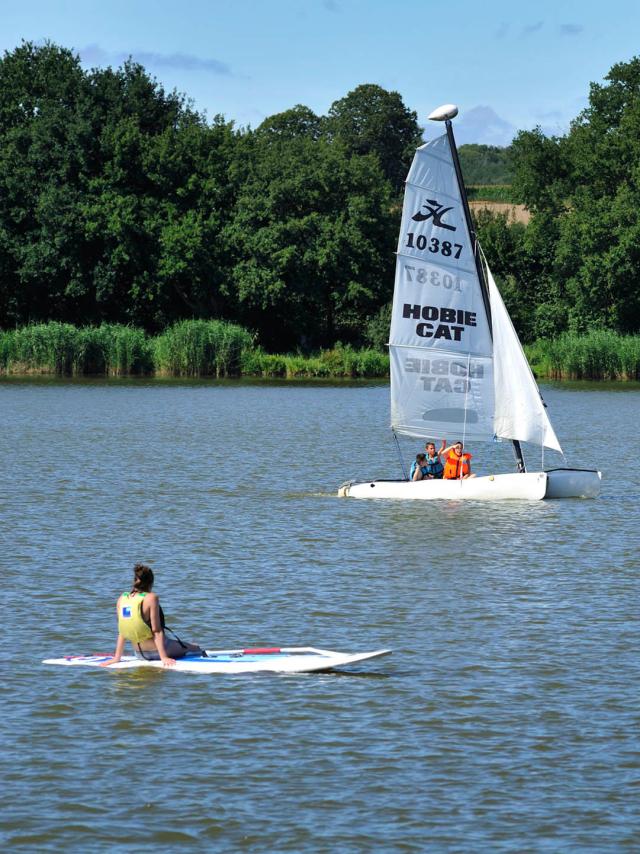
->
[476,56,640,341]
[0,42,639,350]
[0,42,419,351]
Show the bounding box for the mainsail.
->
[389,129,561,453]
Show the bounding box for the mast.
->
[430,105,527,473]
[444,118,493,334]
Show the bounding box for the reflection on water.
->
[1,379,638,850]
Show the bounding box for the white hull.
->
[339,472,547,501]
[43,647,392,674]
[545,468,601,499]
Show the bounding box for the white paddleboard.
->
[43,646,392,674]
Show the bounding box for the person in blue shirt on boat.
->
[422,440,446,479]
[410,452,430,481]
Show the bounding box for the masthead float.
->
[338,104,601,501]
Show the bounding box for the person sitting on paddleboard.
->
[423,440,446,479]
[100,563,203,667]
[442,441,475,480]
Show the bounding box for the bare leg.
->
[164,638,204,658]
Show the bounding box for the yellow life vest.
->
[117,591,153,643]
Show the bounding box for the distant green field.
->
[458,143,513,185]
[466,185,517,203]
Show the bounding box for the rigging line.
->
[460,351,471,480]
[392,429,409,481]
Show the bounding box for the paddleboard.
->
[43,646,392,674]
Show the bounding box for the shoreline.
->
[1,372,639,389]
[1,322,639,382]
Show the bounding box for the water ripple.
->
[0,380,638,851]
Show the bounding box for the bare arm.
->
[100,633,126,667]
[147,593,175,667]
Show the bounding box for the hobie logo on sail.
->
[411,199,456,231]
[403,303,477,342]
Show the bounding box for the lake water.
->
[1,378,638,851]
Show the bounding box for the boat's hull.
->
[544,468,601,499]
[339,472,548,500]
[43,647,392,674]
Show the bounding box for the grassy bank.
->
[0,321,389,379]
[2,322,639,381]
[525,331,640,380]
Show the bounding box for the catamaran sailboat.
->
[338,104,601,501]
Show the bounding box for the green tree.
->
[255,105,323,140]
[224,132,396,350]
[0,41,90,325]
[510,128,569,213]
[506,57,640,336]
[0,43,236,330]
[326,84,422,193]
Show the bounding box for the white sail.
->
[488,266,562,452]
[339,105,600,501]
[389,132,494,440]
[389,131,562,452]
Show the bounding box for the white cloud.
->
[79,44,231,75]
[559,23,584,36]
[521,21,543,36]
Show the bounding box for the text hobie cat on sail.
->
[338,104,601,501]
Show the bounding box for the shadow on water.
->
[314,668,393,680]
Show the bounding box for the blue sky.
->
[1,0,639,145]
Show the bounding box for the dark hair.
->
[416,453,426,461]
[133,563,154,592]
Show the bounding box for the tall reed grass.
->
[525,331,640,380]
[240,345,389,378]
[3,322,637,381]
[0,322,389,378]
[0,323,153,375]
[152,319,254,377]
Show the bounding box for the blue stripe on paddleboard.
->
[185,654,311,664]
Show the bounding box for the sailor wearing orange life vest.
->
[442,441,476,480]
